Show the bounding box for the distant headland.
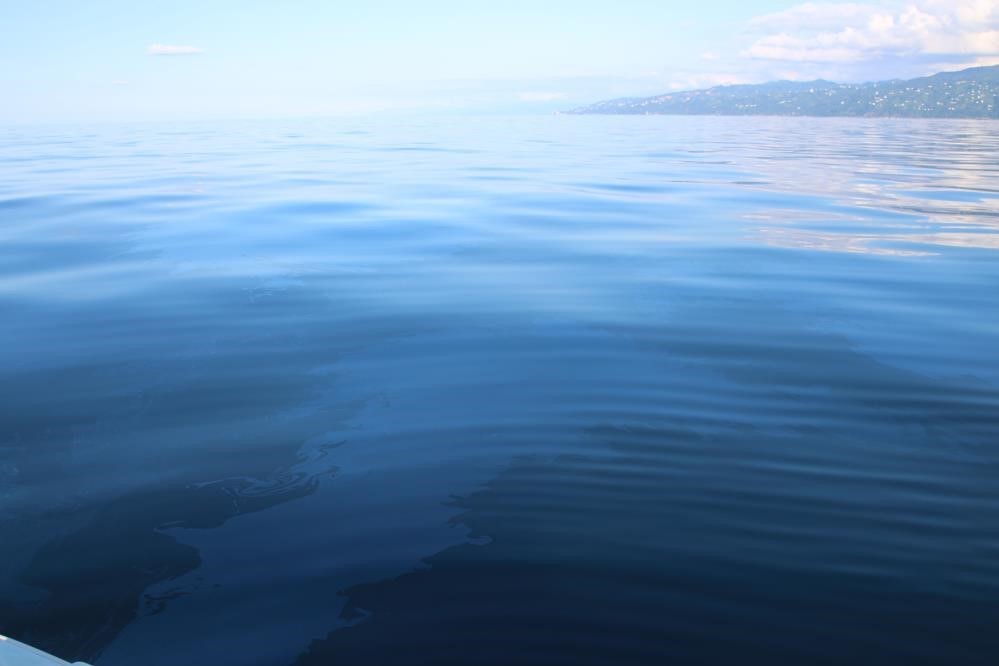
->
[566,65,998,119]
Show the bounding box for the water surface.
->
[1,116,998,665]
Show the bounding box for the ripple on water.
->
[0,116,997,665]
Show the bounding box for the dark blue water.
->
[2,116,998,665]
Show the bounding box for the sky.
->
[1,0,997,123]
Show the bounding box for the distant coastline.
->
[567,65,999,119]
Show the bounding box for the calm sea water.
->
[1,116,998,665]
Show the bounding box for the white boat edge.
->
[0,634,91,666]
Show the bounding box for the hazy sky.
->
[2,0,997,123]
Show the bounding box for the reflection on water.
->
[1,116,998,665]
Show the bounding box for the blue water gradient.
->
[1,116,998,665]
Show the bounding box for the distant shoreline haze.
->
[568,65,999,119]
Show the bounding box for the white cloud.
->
[749,2,881,32]
[147,44,204,56]
[744,0,999,65]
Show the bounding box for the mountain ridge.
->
[567,65,999,119]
